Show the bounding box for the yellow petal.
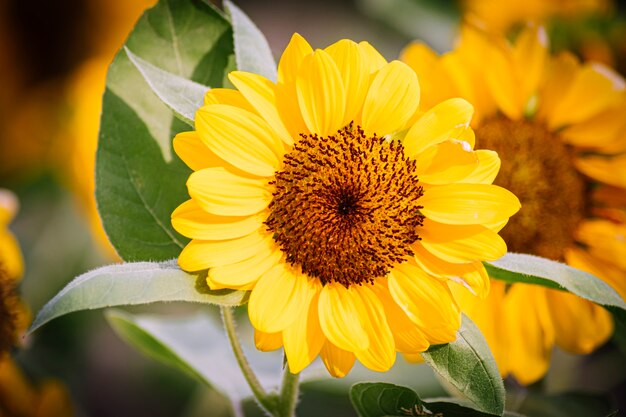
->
[320,341,356,378]
[460,150,501,184]
[412,244,490,298]
[415,140,478,185]
[561,100,626,150]
[362,61,420,136]
[208,244,282,289]
[575,154,626,188]
[254,329,283,351]
[403,98,474,157]
[371,281,430,353]
[547,62,625,129]
[512,25,549,109]
[358,41,387,72]
[171,199,265,240]
[173,131,224,172]
[296,49,346,137]
[187,167,272,216]
[318,283,369,352]
[248,264,315,333]
[196,104,283,177]
[278,33,313,84]
[484,42,524,120]
[503,284,554,385]
[353,285,396,372]
[565,247,626,301]
[228,71,294,146]
[545,289,613,354]
[402,353,425,364]
[420,183,520,225]
[204,88,256,112]
[284,290,325,373]
[575,220,626,270]
[537,51,579,122]
[388,262,461,344]
[178,229,273,271]
[325,39,370,126]
[419,218,507,263]
[0,230,23,281]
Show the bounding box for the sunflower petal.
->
[284,290,325,373]
[358,41,387,72]
[208,244,282,289]
[416,140,478,185]
[318,283,369,352]
[296,49,346,136]
[173,131,224,172]
[362,61,420,136]
[254,329,283,351]
[403,98,474,157]
[278,33,313,84]
[388,262,461,344]
[320,341,356,378]
[420,183,520,225]
[196,104,283,177]
[460,150,501,184]
[248,264,315,333]
[575,154,626,188]
[228,71,293,146]
[187,167,272,217]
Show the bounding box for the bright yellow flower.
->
[462,0,612,33]
[173,34,520,377]
[402,23,626,384]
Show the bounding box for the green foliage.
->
[224,0,277,81]
[350,383,524,417]
[422,315,505,416]
[30,261,248,332]
[96,0,234,261]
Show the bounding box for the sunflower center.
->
[265,124,424,287]
[476,117,586,261]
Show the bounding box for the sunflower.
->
[172,34,520,377]
[401,23,626,384]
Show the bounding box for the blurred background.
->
[1,0,625,416]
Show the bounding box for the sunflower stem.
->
[220,306,276,415]
[277,367,300,417]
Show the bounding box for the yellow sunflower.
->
[402,23,626,384]
[172,34,520,377]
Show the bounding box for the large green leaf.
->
[29,260,248,332]
[350,383,524,417]
[485,253,626,333]
[96,0,235,261]
[125,47,208,126]
[224,0,277,82]
[421,315,505,416]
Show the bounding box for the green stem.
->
[221,306,275,414]
[277,367,300,417]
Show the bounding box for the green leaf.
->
[97,0,235,261]
[224,0,277,82]
[105,310,275,403]
[350,382,421,417]
[513,391,614,417]
[421,314,505,416]
[485,253,626,310]
[350,383,524,417]
[125,47,208,126]
[29,260,248,332]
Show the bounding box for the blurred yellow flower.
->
[173,34,520,377]
[462,0,612,33]
[0,189,74,417]
[402,23,626,384]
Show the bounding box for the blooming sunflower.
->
[172,34,520,377]
[401,23,626,384]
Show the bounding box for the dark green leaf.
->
[513,391,614,417]
[422,315,505,416]
[29,260,248,332]
[97,0,234,261]
[125,47,208,125]
[224,0,277,82]
[349,382,422,417]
